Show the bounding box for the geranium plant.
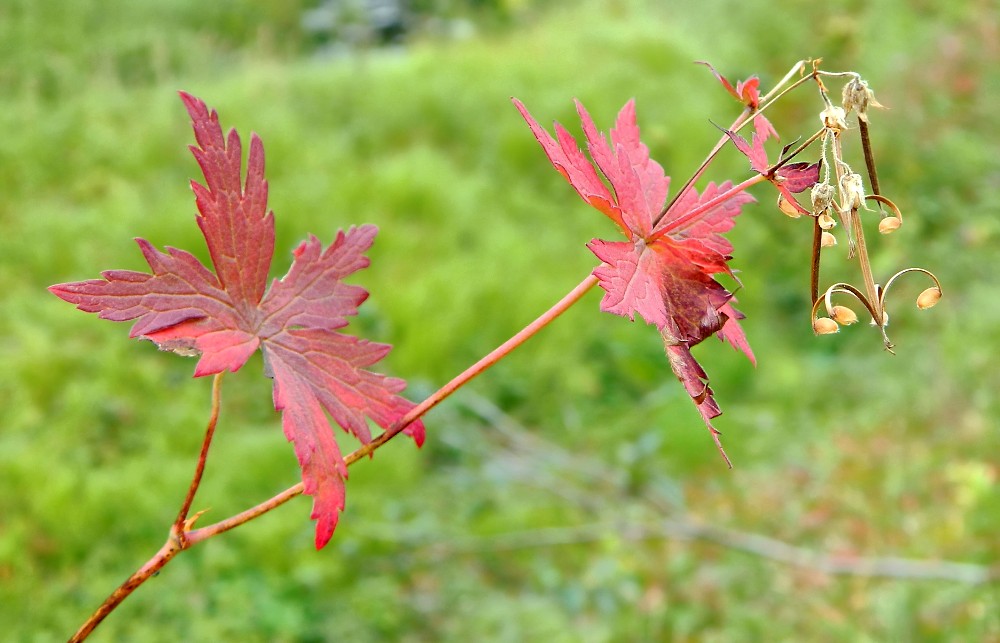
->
[50,59,940,640]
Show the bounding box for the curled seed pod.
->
[777,194,803,218]
[879,216,901,234]
[917,286,942,309]
[813,317,840,335]
[821,231,837,247]
[818,212,837,230]
[831,305,859,325]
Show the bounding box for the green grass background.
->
[1,0,997,640]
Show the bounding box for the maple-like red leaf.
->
[514,97,756,464]
[49,93,424,548]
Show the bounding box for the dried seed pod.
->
[916,286,942,309]
[811,182,835,215]
[821,231,837,247]
[777,194,803,218]
[878,216,901,234]
[813,317,840,335]
[830,305,859,325]
[840,172,866,210]
[842,78,884,123]
[818,212,837,230]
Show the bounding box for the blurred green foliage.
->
[1,0,997,640]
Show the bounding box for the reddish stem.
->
[650,174,767,243]
[70,373,225,642]
[70,274,599,641]
[189,273,600,542]
[173,372,224,541]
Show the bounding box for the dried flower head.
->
[839,172,866,210]
[811,182,835,215]
[821,105,848,132]
[842,77,885,123]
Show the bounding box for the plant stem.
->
[656,59,816,229]
[655,109,750,225]
[189,273,600,542]
[810,216,822,305]
[70,274,600,641]
[70,373,225,642]
[173,372,224,541]
[652,174,767,242]
[858,119,880,196]
[68,539,181,643]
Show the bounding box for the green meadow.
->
[1,0,997,640]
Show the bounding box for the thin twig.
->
[173,372,225,541]
[810,216,822,305]
[71,275,599,640]
[70,374,225,642]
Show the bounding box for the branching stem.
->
[70,275,599,641]
[70,373,225,642]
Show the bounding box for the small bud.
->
[821,105,848,131]
[813,317,840,335]
[818,212,837,230]
[777,194,802,218]
[878,216,901,234]
[830,305,859,325]
[916,286,942,309]
[821,231,837,247]
[811,182,835,215]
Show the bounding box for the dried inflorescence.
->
[802,71,941,350]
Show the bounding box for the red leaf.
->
[776,161,822,194]
[516,97,756,463]
[698,61,778,142]
[50,93,423,548]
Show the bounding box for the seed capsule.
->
[777,194,803,218]
[818,212,837,230]
[811,182,835,215]
[813,317,840,335]
[821,231,837,247]
[840,173,866,210]
[878,216,901,234]
[916,286,942,309]
[830,305,859,325]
